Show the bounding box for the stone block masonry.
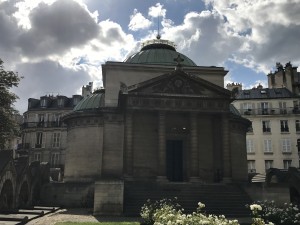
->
[93,180,124,215]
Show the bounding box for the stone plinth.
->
[93,180,124,216]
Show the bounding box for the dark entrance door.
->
[166,140,183,182]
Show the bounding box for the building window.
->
[73,97,80,106]
[296,120,300,132]
[40,98,47,108]
[262,120,271,132]
[264,139,272,153]
[261,102,269,115]
[242,103,252,115]
[37,114,44,127]
[52,133,61,148]
[57,98,64,107]
[293,100,300,109]
[51,153,60,167]
[35,132,43,148]
[283,160,292,169]
[280,120,289,132]
[282,138,291,153]
[279,102,287,114]
[265,160,273,171]
[248,160,256,173]
[247,121,253,132]
[52,114,61,127]
[34,153,41,162]
[246,139,254,153]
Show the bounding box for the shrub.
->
[248,201,300,225]
[140,198,240,225]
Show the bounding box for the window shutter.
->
[42,132,46,148]
[31,133,36,148]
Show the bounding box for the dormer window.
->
[260,90,267,94]
[72,95,82,106]
[40,98,47,108]
[57,98,64,107]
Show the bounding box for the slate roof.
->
[28,95,82,110]
[235,88,293,100]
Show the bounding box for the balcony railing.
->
[239,107,300,116]
[22,121,66,129]
[17,143,30,150]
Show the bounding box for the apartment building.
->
[229,62,300,174]
[18,83,93,170]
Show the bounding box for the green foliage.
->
[0,59,22,149]
[248,201,300,225]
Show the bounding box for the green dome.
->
[124,39,197,66]
[73,93,104,111]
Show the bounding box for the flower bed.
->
[141,198,300,225]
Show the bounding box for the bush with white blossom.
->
[248,200,300,225]
[140,198,240,225]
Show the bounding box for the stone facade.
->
[19,94,84,177]
[40,38,251,215]
[231,63,300,175]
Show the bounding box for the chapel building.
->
[49,38,251,215]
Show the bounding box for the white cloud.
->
[203,0,300,72]
[128,9,152,31]
[0,0,137,113]
[161,10,243,66]
[244,80,268,90]
[148,3,166,18]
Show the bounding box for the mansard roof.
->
[235,88,294,100]
[28,95,82,110]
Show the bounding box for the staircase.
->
[124,181,252,218]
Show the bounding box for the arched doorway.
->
[0,180,14,211]
[18,182,30,208]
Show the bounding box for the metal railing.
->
[238,107,300,116]
[22,121,66,129]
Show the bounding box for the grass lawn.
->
[55,222,140,225]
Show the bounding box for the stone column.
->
[124,112,133,178]
[190,112,199,182]
[157,111,167,181]
[222,113,232,183]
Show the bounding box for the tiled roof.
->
[235,88,293,99]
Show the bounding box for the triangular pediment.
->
[127,70,230,98]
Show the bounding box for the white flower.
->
[250,204,262,211]
[198,202,205,208]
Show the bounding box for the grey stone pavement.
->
[0,208,251,225]
[26,208,141,225]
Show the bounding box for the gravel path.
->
[26,208,140,225]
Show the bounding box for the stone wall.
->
[93,180,123,215]
[40,182,94,207]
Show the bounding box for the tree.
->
[0,59,22,150]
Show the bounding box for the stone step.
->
[124,182,252,217]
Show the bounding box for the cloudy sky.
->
[1,0,300,113]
